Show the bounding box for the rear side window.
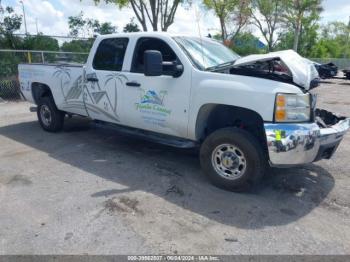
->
[93,38,129,71]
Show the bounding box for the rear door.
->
[84,37,129,124]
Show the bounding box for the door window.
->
[93,38,129,71]
[131,37,179,75]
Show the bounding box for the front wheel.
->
[200,127,266,192]
[37,96,64,132]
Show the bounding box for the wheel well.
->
[31,82,53,104]
[196,104,268,153]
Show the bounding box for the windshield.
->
[173,36,240,70]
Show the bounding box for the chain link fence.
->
[0,77,21,101]
[0,49,88,102]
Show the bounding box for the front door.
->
[83,37,129,124]
[122,37,191,138]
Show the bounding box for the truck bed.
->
[19,62,83,67]
[18,63,86,116]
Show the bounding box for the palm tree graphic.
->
[104,73,128,114]
[53,66,71,102]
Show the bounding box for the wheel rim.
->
[211,143,247,180]
[40,105,52,127]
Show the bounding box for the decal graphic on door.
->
[140,90,165,105]
[53,66,128,122]
[135,89,171,127]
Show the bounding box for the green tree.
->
[309,21,350,58]
[249,0,285,52]
[0,3,23,77]
[97,22,117,34]
[0,5,22,49]
[309,39,340,58]
[276,20,319,57]
[123,18,140,32]
[91,0,187,31]
[68,11,101,37]
[60,39,92,63]
[282,0,323,52]
[68,12,117,37]
[68,12,86,37]
[22,34,59,51]
[61,39,94,53]
[203,0,250,42]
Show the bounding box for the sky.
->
[2,0,350,40]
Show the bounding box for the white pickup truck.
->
[19,32,350,191]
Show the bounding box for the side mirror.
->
[163,62,183,78]
[144,50,163,77]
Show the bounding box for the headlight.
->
[274,93,311,122]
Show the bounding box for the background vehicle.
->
[343,68,350,79]
[304,59,337,79]
[18,32,350,191]
[314,62,338,79]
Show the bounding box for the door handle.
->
[126,81,141,87]
[86,73,98,82]
[87,77,98,82]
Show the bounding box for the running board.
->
[93,120,198,149]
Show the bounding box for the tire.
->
[285,144,290,152]
[37,96,64,132]
[200,127,266,192]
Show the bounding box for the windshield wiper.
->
[205,60,236,71]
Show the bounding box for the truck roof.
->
[95,31,195,40]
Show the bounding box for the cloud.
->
[167,5,219,37]
[321,1,350,24]
[3,0,221,37]
[9,0,68,35]
[2,0,349,42]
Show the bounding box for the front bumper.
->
[264,111,350,167]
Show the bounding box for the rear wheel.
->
[200,127,266,192]
[37,96,64,132]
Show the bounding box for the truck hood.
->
[233,50,319,90]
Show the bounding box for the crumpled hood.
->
[234,50,319,90]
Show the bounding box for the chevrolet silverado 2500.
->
[18,32,350,191]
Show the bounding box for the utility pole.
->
[347,16,350,59]
[20,0,28,35]
[35,18,39,35]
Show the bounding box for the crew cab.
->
[18,32,350,191]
